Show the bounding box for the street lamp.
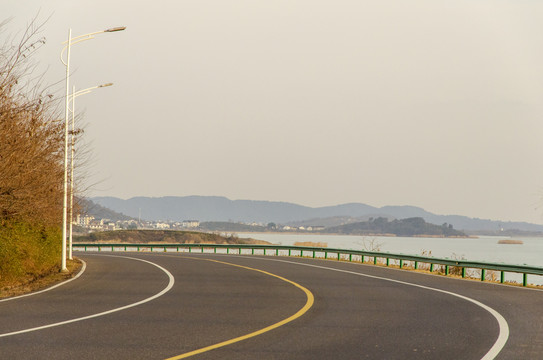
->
[67,83,114,261]
[60,26,125,272]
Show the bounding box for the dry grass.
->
[293,241,328,248]
[0,258,83,299]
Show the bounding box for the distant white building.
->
[76,214,94,226]
[182,220,200,228]
[155,222,171,229]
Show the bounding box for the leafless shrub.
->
[485,270,499,282]
[447,253,465,276]
[0,18,66,227]
[416,249,433,271]
[361,237,383,252]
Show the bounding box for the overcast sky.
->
[4,1,543,224]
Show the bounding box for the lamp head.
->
[104,27,126,32]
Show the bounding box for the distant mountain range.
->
[90,196,543,234]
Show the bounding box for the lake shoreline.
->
[225,231,477,239]
[234,233,543,269]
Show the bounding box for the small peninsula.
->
[323,217,467,237]
[74,230,270,245]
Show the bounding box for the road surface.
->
[1,252,542,359]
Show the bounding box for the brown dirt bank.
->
[74,230,271,245]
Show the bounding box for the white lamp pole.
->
[67,83,113,261]
[69,84,75,262]
[60,26,125,271]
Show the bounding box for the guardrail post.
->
[462,267,466,278]
[399,259,403,269]
[373,256,377,265]
[445,265,449,276]
[430,263,434,272]
[386,258,390,267]
[289,249,291,257]
[481,269,486,282]
[313,251,316,259]
[500,271,505,283]
[349,254,352,262]
[523,273,528,287]
[337,252,341,261]
[414,261,418,270]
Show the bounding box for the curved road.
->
[0,252,542,359]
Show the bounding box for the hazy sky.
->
[4,1,543,224]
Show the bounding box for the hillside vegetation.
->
[81,198,134,221]
[74,230,270,245]
[1,21,65,291]
[325,217,467,237]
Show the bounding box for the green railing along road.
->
[73,243,543,287]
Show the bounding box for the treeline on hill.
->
[74,230,270,245]
[325,217,467,237]
[81,198,134,222]
[0,21,66,290]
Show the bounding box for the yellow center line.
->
[164,257,314,360]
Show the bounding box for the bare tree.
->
[0,18,64,227]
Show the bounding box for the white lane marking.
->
[225,255,509,360]
[0,260,87,303]
[0,255,175,338]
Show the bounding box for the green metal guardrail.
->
[73,243,543,287]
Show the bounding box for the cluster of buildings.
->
[76,214,326,233]
[75,214,200,232]
[281,225,325,232]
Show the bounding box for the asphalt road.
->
[1,252,542,359]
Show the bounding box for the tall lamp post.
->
[60,26,125,271]
[67,83,114,261]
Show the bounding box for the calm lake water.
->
[236,233,543,268]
